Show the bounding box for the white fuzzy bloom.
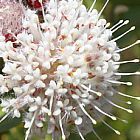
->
[0,0,140,140]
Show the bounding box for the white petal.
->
[0,86,9,93]
[43,62,51,69]
[29,105,38,112]
[13,87,22,94]
[42,107,49,113]
[64,99,69,106]
[41,74,48,80]
[53,108,61,116]
[57,88,68,94]
[33,68,40,78]
[45,88,54,96]
[14,109,21,118]
[24,75,33,81]
[35,96,42,105]
[22,84,30,92]
[72,94,79,99]
[24,121,31,128]
[75,117,82,125]
[25,65,33,74]
[57,101,63,108]
[64,76,72,83]
[35,121,43,128]
[67,56,74,65]
[12,74,22,81]
[35,80,45,88]
[49,80,57,89]
[65,106,73,111]
[71,111,77,118]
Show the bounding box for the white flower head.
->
[0,0,140,140]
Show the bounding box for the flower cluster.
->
[0,0,140,140]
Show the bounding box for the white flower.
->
[0,0,140,140]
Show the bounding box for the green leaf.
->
[0,116,22,133]
[83,0,93,8]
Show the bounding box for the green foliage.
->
[0,116,22,133]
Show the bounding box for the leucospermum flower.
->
[0,0,140,140]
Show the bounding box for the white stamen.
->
[76,125,86,140]
[114,98,132,105]
[92,128,102,140]
[107,80,132,86]
[0,109,13,123]
[117,92,140,100]
[49,94,54,116]
[25,111,37,140]
[111,20,129,33]
[101,118,121,135]
[115,40,140,53]
[97,23,111,36]
[114,59,139,64]
[127,101,132,105]
[110,20,124,30]
[104,97,133,113]
[98,0,110,18]
[93,105,117,120]
[109,113,128,124]
[59,115,66,140]
[78,102,97,124]
[81,84,102,96]
[88,0,97,13]
[62,112,68,120]
[111,26,135,42]
[39,0,47,23]
[115,72,140,76]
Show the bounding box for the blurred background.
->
[0,0,140,140]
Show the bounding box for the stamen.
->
[61,112,67,120]
[76,125,86,140]
[88,0,97,13]
[107,80,132,86]
[111,26,135,42]
[0,109,13,123]
[81,84,102,96]
[69,2,81,31]
[115,72,140,76]
[111,20,129,33]
[101,118,121,135]
[113,98,132,105]
[25,111,37,140]
[39,0,47,23]
[110,20,124,30]
[96,113,121,135]
[98,0,110,18]
[59,115,66,140]
[93,104,117,120]
[115,40,140,53]
[97,23,111,36]
[78,102,97,124]
[49,94,54,116]
[104,97,133,113]
[114,59,139,64]
[105,22,111,28]
[126,101,132,105]
[117,92,140,100]
[92,128,102,140]
[109,113,128,124]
